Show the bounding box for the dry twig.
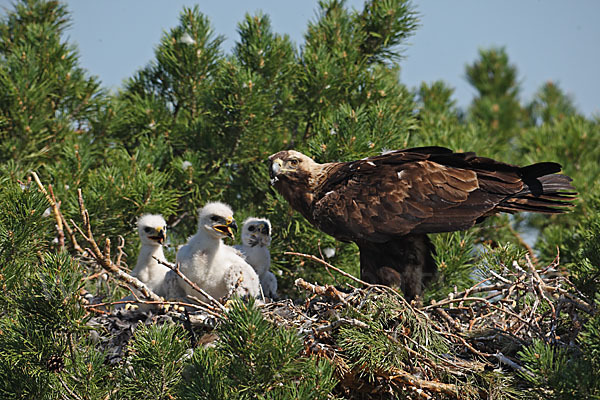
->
[70,189,163,303]
[31,171,84,253]
[153,257,227,312]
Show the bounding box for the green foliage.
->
[548,196,600,297]
[426,231,476,301]
[0,184,51,275]
[466,47,523,139]
[61,340,115,400]
[0,0,598,398]
[0,0,107,167]
[517,339,568,388]
[180,298,338,399]
[0,250,87,398]
[515,295,600,399]
[577,295,600,392]
[526,81,578,126]
[118,324,189,400]
[339,292,448,380]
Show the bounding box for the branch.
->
[71,189,163,304]
[56,374,83,400]
[31,172,64,248]
[153,256,227,312]
[313,318,368,333]
[285,251,371,287]
[496,352,534,377]
[378,366,461,398]
[31,171,84,253]
[295,278,349,304]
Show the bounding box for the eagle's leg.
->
[357,234,438,300]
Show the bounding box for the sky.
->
[2,0,599,116]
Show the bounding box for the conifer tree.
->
[1,0,599,398]
[466,47,523,147]
[0,0,107,168]
[526,81,578,126]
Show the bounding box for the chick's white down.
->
[175,202,260,302]
[234,217,277,298]
[130,214,170,296]
[116,214,170,311]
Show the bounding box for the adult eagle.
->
[268,146,576,299]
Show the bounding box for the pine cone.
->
[46,354,64,373]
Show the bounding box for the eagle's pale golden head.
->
[268,150,320,185]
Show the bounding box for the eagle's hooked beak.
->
[271,158,283,174]
[270,158,288,184]
[213,217,238,239]
[149,227,166,244]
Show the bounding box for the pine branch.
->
[313,317,368,333]
[70,188,163,304]
[496,352,534,377]
[295,277,349,304]
[287,251,428,318]
[378,366,462,399]
[285,251,370,287]
[57,374,84,400]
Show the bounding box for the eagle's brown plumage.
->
[268,146,576,299]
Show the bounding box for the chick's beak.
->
[149,227,166,244]
[214,218,237,239]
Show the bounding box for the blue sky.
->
[2,0,599,116]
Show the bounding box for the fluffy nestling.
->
[116,214,170,310]
[175,202,260,302]
[130,214,169,295]
[269,147,577,300]
[234,217,277,298]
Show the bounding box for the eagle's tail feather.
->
[499,173,577,214]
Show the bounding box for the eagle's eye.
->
[143,227,152,233]
[248,225,255,232]
[289,158,299,167]
[210,215,221,222]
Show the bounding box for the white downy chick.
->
[234,217,277,298]
[175,202,260,303]
[118,214,170,311]
[131,214,169,292]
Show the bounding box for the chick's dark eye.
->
[143,227,152,233]
[248,226,255,232]
[289,159,298,166]
[210,215,221,222]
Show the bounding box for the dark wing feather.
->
[308,147,575,242]
[312,157,492,241]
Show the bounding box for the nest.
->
[81,250,593,399]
